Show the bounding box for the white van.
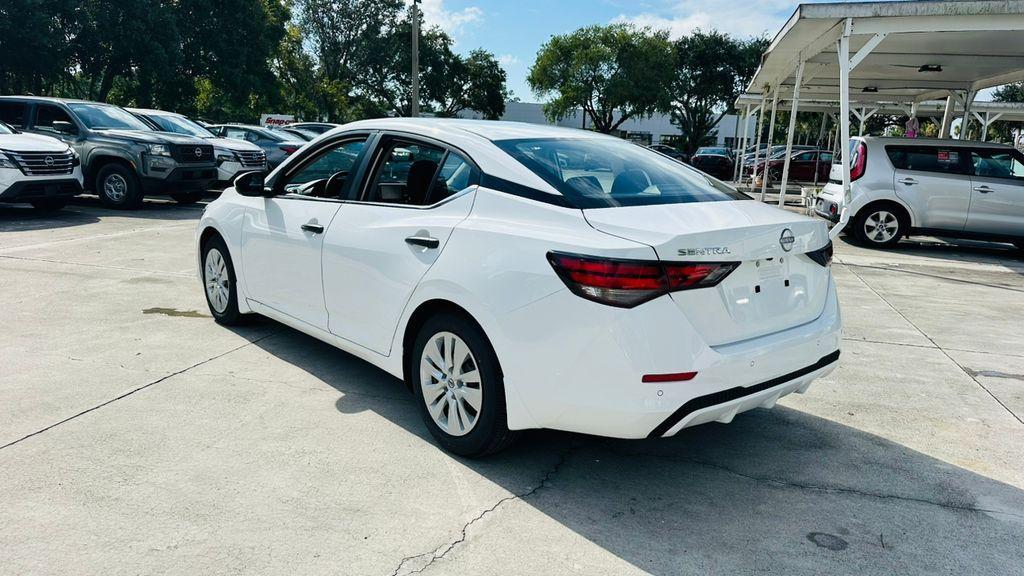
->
[816,137,1024,250]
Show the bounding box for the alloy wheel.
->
[419,331,482,437]
[103,173,128,203]
[204,248,230,313]
[863,210,899,243]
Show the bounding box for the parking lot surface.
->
[2,197,1023,575]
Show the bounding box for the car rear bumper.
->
[496,272,843,439]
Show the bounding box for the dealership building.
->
[457,101,756,148]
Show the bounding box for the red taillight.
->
[850,141,867,181]
[547,252,739,308]
[642,372,698,383]
[279,145,300,154]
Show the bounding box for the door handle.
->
[974,185,995,193]
[898,178,917,185]
[405,235,440,249]
[301,221,324,234]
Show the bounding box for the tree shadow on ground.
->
[239,320,1024,575]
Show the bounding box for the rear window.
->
[885,145,969,175]
[0,101,26,128]
[494,138,745,209]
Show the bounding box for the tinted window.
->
[820,152,834,163]
[885,146,969,175]
[432,152,479,202]
[970,149,1024,180]
[495,137,745,208]
[146,114,213,138]
[365,140,446,205]
[34,104,77,135]
[0,102,27,128]
[280,137,368,198]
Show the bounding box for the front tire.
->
[95,163,142,209]
[411,312,519,457]
[201,236,244,325]
[854,205,905,248]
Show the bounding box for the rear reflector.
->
[642,372,698,383]
[547,251,739,308]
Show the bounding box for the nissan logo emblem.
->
[779,228,795,252]
[44,156,54,166]
[194,147,203,158]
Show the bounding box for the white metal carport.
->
[741,0,1024,238]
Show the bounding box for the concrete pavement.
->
[2,197,1022,575]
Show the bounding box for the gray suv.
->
[0,96,217,208]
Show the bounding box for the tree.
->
[429,49,510,119]
[669,31,767,154]
[528,24,674,133]
[988,82,1024,145]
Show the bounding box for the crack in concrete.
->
[0,331,280,451]
[842,263,1024,427]
[837,261,1024,293]
[0,254,194,278]
[387,444,579,576]
[600,446,1024,521]
[842,337,1024,359]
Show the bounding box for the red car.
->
[756,149,834,184]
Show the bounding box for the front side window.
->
[0,102,27,128]
[495,137,745,208]
[970,149,1024,180]
[365,140,447,205]
[34,105,77,135]
[280,137,369,198]
[67,103,151,131]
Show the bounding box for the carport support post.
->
[735,104,751,182]
[750,95,768,184]
[830,21,853,241]
[940,94,956,139]
[778,60,804,207]
[759,87,780,202]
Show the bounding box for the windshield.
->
[69,103,151,131]
[145,113,213,138]
[0,122,13,135]
[494,137,745,209]
[696,147,729,156]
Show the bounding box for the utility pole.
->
[411,0,420,117]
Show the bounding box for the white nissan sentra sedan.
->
[196,118,841,457]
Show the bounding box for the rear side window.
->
[970,149,1024,180]
[885,146,969,175]
[494,138,745,209]
[0,101,27,128]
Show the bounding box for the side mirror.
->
[234,171,268,197]
[52,120,77,135]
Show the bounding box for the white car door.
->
[889,145,972,232]
[965,147,1024,236]
[240,136,371,329]
[322,137,478,355]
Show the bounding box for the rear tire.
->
[95,163,142,209]
[170,192,203,205]
[201,235,244,325]
[30,198,68,212]
[853,205,905,248]
[411,312,519,457]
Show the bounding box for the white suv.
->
[0,121,83,211]
[816,137,1024,249]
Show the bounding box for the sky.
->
[409,0,830,103]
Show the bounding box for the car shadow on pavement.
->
[0,203,100,232]
[0,194,211,233]
[837,233,1024,267]
[240,320,1024,575]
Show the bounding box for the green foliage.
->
[528,24,674,133]
[987,82,1024,144]
[670,31,767,154]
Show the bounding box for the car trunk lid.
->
[583,200,831,346]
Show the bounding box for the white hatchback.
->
[196,119,842,456]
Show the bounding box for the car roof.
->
[0,95,113,106]
[336,117,612,143]
[858,136,1013,148]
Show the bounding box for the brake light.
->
[279,145,300,154]
[806,241,833,267]
[547,252,739,308]
[850,141,867,181]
